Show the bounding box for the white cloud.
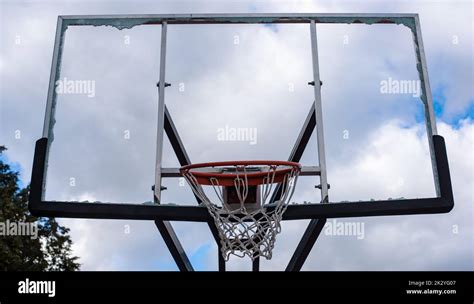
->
[300,120,473,270]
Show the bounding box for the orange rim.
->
[180,160,301,186]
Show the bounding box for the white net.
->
[181,163,300,261]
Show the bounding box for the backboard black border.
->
[29,135,453,221]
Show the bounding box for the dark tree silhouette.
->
[0,146,80,271]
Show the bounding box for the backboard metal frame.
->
[30,14,454,271]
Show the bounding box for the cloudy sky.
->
[1,0,472,270]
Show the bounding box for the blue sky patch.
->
[432,85,447,118]
[190,242,213,270]
[0,152,25,189]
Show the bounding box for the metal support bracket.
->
[157,82,171,87]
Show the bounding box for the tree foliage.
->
[0,146,80,271]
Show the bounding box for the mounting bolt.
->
[151,185,167,191]
[315,184,330,189]
[157,82,171,88]
[308,81,323,86]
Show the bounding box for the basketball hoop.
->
[180,161,301,260]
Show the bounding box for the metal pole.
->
[154,21,168,202]
[286,218,327,271]
[252,257,260,272]
[310,20,329,203]
[413,15,440,197]
[155,220,194,271]
[41,17,66,201]
[42,17,65,138]
[218,251,226,272]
